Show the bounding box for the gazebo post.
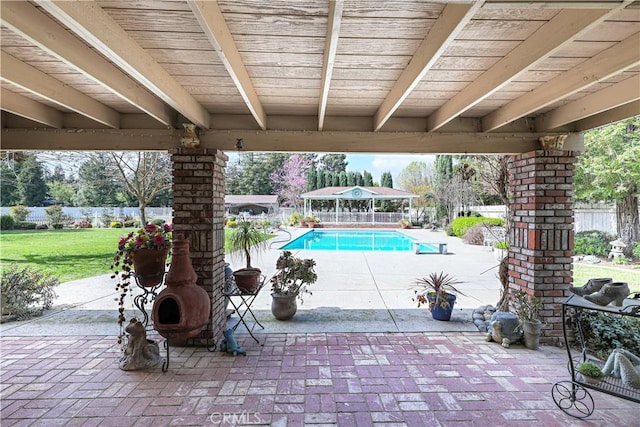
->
[335,197,339,224]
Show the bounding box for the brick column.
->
[508,150,576,345]
[170,148,227,345]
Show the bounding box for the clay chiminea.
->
[152,235,210,346]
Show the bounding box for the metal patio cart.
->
[552,294,640,418]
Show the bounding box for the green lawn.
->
[0,228,128,282]
[1,228,269,283]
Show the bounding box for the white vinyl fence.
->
[469,204,625,235]
[0,206,172,227]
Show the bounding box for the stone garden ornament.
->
[602,348,640,389]
[119,318,162,371]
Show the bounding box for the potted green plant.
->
[398,218,411,229]
[270,251,317,320]
[228,220,269,293]
[304,215,319,228]
[512,290,543,350]
[111,223,173,342]
[576,361,604,385]
[412,272,466,321]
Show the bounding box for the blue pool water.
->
[282,230,439,252]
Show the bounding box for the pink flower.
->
[144,223,158,233]
[163,223,173,232]
[153,234,166,246]
[135,236,146,247]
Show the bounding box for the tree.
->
[48,181,76,206]
[397,162,434,222]
[306,163,317,191]
[378,171,394,212]
[225,153,289,195]
[110,152,173,225]
[576,118,640,247]
[363,171,374,186]
[16,155,48,206]
[320,154,347,173]
[0,154,21,206]
[75,154,121,206]
[433,155,453,222]
[270,154,310,208]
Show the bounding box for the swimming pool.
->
[281,230,441,253]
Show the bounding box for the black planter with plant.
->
[270,251,317,320]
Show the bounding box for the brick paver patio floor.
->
[1,332,637,426]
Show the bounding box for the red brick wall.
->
[508,149,576,345]
[170,148,227,346]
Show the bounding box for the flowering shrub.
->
[111,223,173,342]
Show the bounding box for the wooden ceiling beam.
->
[35,0,209,128]
[483,32,640,131]
[2,1,174,128]
[535,75,640,131]
[0,88,63,129]
[0,127,584,154]
[188,0,266,130]
[484,1,631,9]
[374,2,482,132]
[427,3,633,132]
[573,100,640,132]
[0,52,120,128]
[318,0,344,131]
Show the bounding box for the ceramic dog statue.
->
[220,328,246,356]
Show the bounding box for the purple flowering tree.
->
[270,155,310,208]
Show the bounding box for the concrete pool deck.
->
[0,228,502,337]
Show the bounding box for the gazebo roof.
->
[301,186,419,200]
[1,1,639,154]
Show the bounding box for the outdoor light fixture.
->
[236,138,244,151]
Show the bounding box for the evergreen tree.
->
[363,171,374,186]
[355,172,364,186]
[433,155,453,222]
[346,171,356,186]
[0,157,20,206]
[16,156,48,206]
[324,170,334,187]
[316,170,326,189]
[381,171,393,188]
[306,163,317,191]
[338,171,347,186]
[320,154,347,173]
[75,154,121,206]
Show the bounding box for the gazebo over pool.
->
[301,186,419,225]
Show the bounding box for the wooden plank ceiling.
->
[1,0,639,154]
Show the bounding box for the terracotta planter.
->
[271,293,298,320]
[307,222,316,228]
[132,248,168,287]
[233,268,263,293]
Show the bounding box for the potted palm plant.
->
[412,272,466,321]
[513,290,544,350]
[228,220,269,293]
[270,251,317,320]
